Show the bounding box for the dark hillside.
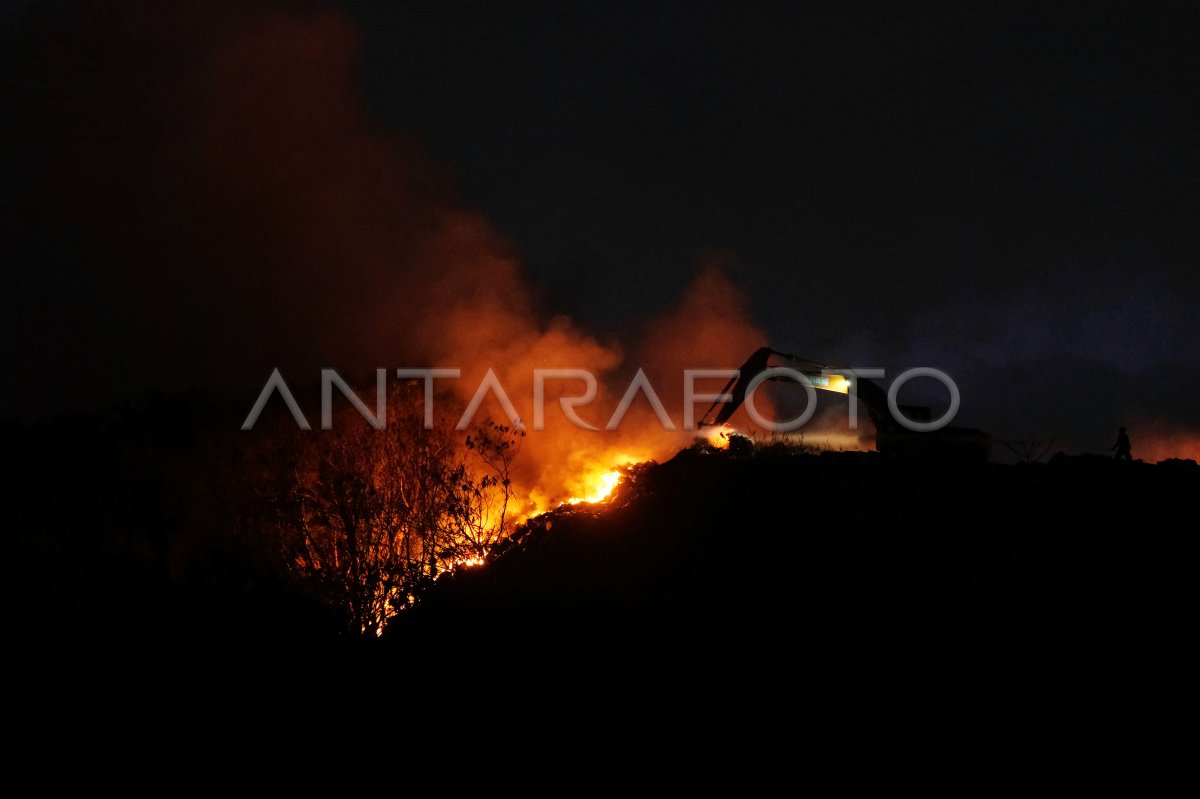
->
[388,447,1200,667]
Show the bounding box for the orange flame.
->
[565,469,623,505]
[559,451,647,506]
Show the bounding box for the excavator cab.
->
[700,347,991,462]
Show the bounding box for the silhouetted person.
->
[1112,426,1132,461]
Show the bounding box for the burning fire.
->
[564,467,625,505]
[701,424,738,449]
[567,469,623,505]
[560,452,647,506]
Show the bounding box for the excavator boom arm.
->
[699,347,887,429]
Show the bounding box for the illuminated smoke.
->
[192,8,786,509]
[20,4,857,507]
[1126,421,1200,463]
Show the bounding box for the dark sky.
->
[349,1,1198,333]
[3,1,1198,450]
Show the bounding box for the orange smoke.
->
[162,6,780,511]
[636,256,771,424]
[1128,421,1200,463]
[429,263,769,514]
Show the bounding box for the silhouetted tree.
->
[246,383,525,634]
[1003,436,1056,463]
[446,422,525,560]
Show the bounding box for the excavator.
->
[699,347,992,462]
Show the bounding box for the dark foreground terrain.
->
[389,446,1200,668]
[8,402,1198,673]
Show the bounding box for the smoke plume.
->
[6,2,794,505]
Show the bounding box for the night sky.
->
[3,1,1198,452]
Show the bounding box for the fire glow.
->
[565,469,623,505]
[561,452,645,506]
[702,424,738,449]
